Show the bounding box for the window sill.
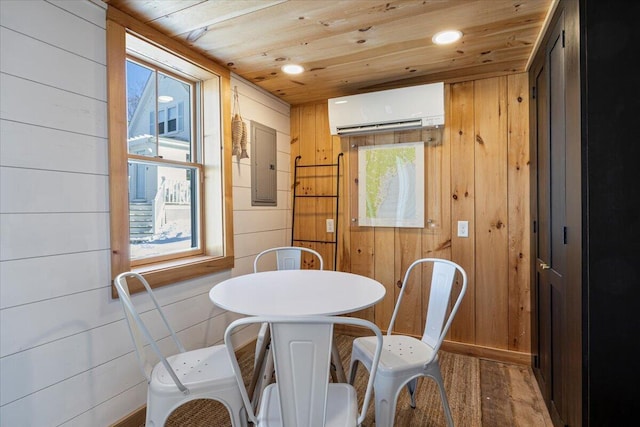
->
[112,255,234,297]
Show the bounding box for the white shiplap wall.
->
[230,74,293,275]
[0,1,291,425]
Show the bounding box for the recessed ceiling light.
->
[432,30,463,45]
[281,64,304,75]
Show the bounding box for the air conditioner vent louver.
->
[336,119,424,135]
[328,83,444,136]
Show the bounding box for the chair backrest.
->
[114,272,188,392]
[253,246,324,272]
[387,258,467,352]
[225,315,382,426]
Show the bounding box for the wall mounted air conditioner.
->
[328,82,444,136]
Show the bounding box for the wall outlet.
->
[326,218,335,233]
[457,220,469,238]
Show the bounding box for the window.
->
[126,58,198,262]
[107,14,234,294]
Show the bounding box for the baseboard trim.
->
[335,324,532,366]
[440,340,531,366]
[110,405,145,427]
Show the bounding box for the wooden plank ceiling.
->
[104,0,554,105]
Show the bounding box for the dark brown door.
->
[534,14,567,427]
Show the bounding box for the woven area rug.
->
[165,334,481,426]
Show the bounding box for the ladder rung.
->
[292,239,337,244]
[296,164,339,168]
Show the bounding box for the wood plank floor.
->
[158,334,554,427]
[478,359,553,426]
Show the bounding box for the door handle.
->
[540,263,551,270]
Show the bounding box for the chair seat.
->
[353,335,437,377]
[151,345,239,394]
[258,383,358,427]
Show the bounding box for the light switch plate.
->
[457,221,469,237]
[326,219,335,233]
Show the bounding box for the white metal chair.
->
[252,246,324,405]
[348,258,468,427]
[253,245,324,272]
[225,315,383,427]
[114,272,247,427]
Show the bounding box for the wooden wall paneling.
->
[421,120,454,340]
[373,226,395,330]
[313,102,335,270]
[1,294,127,404]
[331,135,352,271]
[1,347,141,426]
[506,73,531,353]
[348,225,375,322]
[0,251,110,309]
[344,135,357,273]
[344,132,370,243]
[395,226,423,336]
[1,74,106,140]
[295,104,318,254]
[233,209,286,234]
[347,134,376,321]
[3,0,106,65]
[289,105,303,256]
[364,132,395,329]
[474,77,510,349]
[235,229,285,258]
[449,81,476,343]
[314,101,331,164]
[291,76,532,361]
[2,168,108,213]
[289,104,301,194]
[1,27,106,100]
[234,84,290,131]
[391,130,423,336]
[421,125,449,257]
[341,134,359,274]
[1,212,110,262]
[395,128,422,144]
[0,121,108,175]
[347,133,374,231]
[327,135,349,271]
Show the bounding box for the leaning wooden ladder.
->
[291,153,343,271]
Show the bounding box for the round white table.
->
[210,269,385,399]
[209,269,386,316]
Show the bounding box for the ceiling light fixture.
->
[432,30,463,45]
[158,95,173,103]
[281,64,304,75]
